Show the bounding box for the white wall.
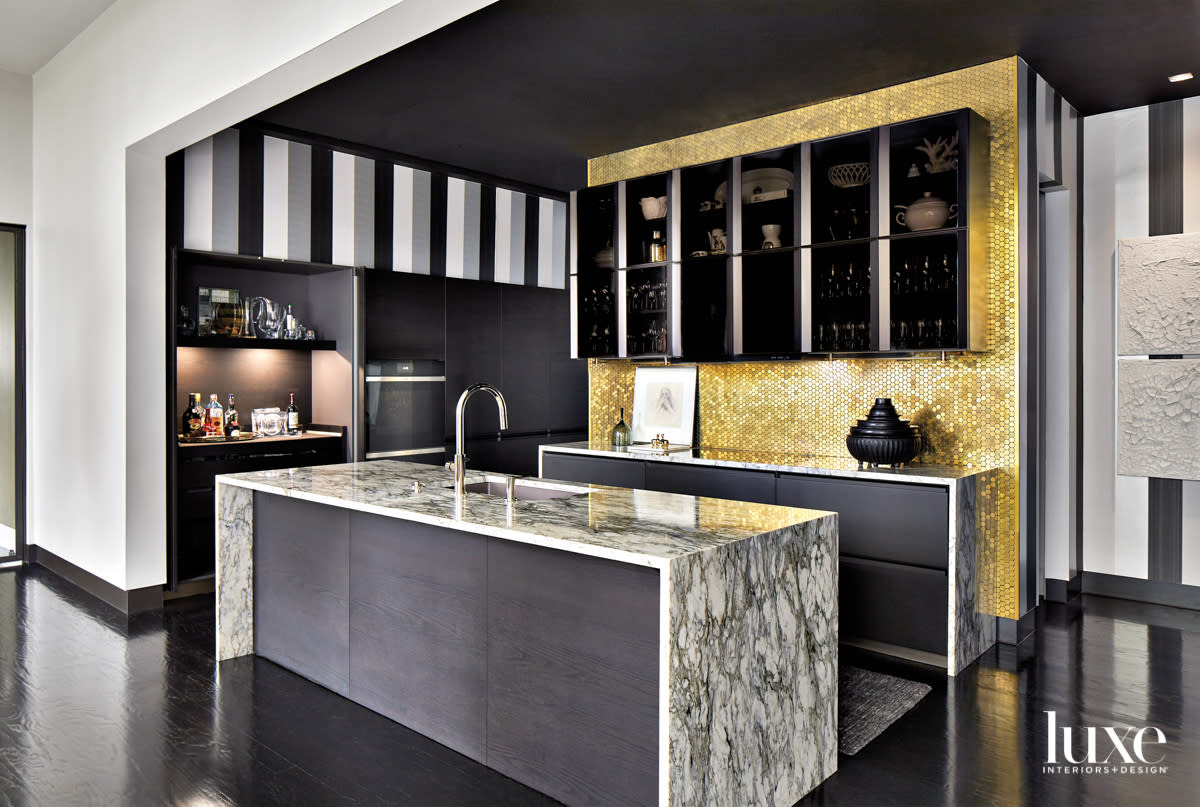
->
[31,0,494,589]
[0,69,31,226]
[1083,107,1152,579]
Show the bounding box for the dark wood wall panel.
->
[348,512,488,763]
[486,538,659,807]
[254,492,350,695]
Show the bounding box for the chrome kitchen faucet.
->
[453,383,509,496]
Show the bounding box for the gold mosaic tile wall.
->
[587,57,1020,618]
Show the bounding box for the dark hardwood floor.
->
[0,564,1197,806]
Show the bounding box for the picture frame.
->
[630,365,697,446]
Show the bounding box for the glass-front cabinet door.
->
[809,129,875,245]
[568,108,987,361]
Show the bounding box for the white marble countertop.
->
[215,459,831,570]
[540,441,992,486]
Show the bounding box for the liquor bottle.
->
[225,394,240,437]
[611,407,632,447]
[204,393,224,437]
[286,392,300,435]
[649,230,666,262]
[182,393,203,436]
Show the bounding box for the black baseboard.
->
[29,546,162,614]
[997,604,1040,646]
[1046,575,1082,604]
[1083,571,1200,611]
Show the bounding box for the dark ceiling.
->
[256,0,1200,192]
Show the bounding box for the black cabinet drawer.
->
[775,474,948,569]
[644,461,775,505]
[840,556,947,655]
[541,452,645,489]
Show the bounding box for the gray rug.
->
[839,666,932,755]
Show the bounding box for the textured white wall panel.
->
[1118,359,1200,480]
[1116,233,1200,355]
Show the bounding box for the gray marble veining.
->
[215,459,840,805]
[540,441,987,485]
[215,461,827,568]
[947,475,996,675]
[668,515,838,807]
[215,482,253,661]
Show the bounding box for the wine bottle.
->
[611,407,632,447]
[225,394,240,437]
[286,392,300,435]
[183,393,203,436]
[204,393,224,437]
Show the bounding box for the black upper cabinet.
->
[576,184,617,273]
[575,270,619,358]
[364,270,445,359]
[622,173,671,268]
[679,161,731,259]
[740,249,801,357]
[740,146,799,254]
[809,129,876,245]
[569,108,989,360]
[678,257,730,361]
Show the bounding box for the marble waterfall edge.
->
[668,513,838,807]
[216,482,254,661]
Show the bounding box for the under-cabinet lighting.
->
[1168,72,1193,82]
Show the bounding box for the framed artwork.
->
[630,365,697,446]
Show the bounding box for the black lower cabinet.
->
[839,556,948,655]
[174,433,344,587]
[349,511,487,763]
[253,493,351,695]
[774,475,947,569]
[455,431,587,478]
[486,539,659,807]
[251,493,658,807]
[539,450,954,658]
[541,452,646,489]
[644,461,775,504]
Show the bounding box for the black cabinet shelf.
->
[177,335,338,351]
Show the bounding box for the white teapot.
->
[895,192,957,231]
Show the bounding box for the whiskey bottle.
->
[286,392,300,435]
[204,393,224,436]
[225,394,240,437]
[182,393,204,436]
[649,230,666,262]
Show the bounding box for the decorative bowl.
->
[828,162,871,189]
[639,196,668,220]
[845,397,921,466]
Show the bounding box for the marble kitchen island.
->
[215,460,838,807]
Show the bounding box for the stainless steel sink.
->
[447,475,589,501]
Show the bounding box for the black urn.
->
[845,398,921,467]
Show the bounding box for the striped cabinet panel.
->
[181,129,567,288]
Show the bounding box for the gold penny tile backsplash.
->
[587,57,1019,619]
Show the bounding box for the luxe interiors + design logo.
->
[1043,710,1169,775]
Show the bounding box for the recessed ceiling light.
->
[1168,72,1193,82]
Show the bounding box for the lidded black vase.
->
[846,398,921,467]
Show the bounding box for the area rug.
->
[839,666,932,755]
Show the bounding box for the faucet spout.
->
[454,383,508,496]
